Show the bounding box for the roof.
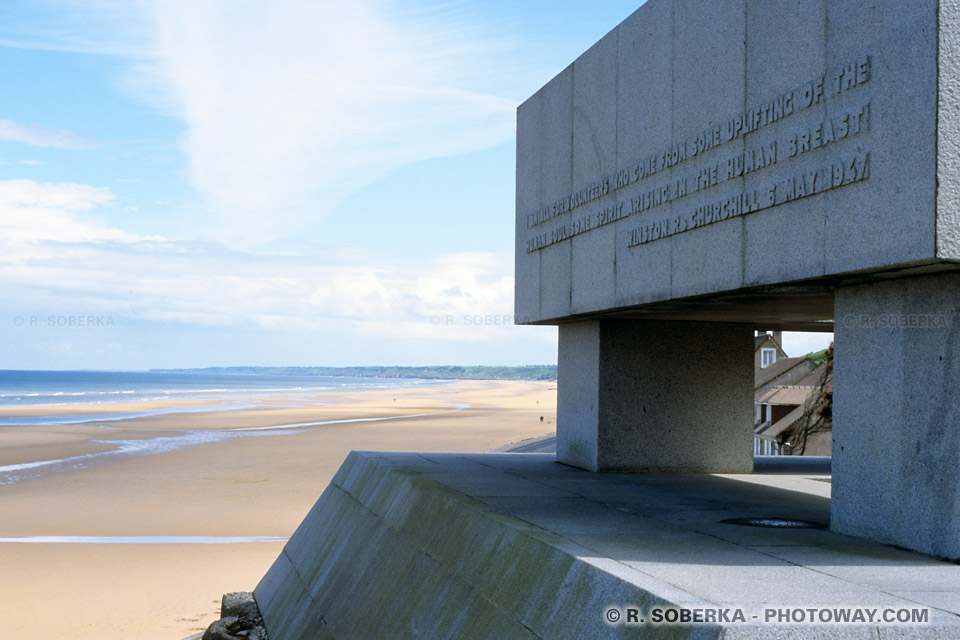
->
[756,385,817,406]
[755,356,813,389]
[797,362,832,388]
[756,404,805,437]
[754,333,785,353]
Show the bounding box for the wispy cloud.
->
[135,0,521,240]
[0,0,151,56]
[2,1,525,242]
[0,119,97,149]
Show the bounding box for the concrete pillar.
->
[832,272,960,560]
[557,319,754,472]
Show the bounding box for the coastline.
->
[0,379,556,639]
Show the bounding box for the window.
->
[761,348,777,368]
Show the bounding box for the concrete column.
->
[833,272,960,560]
[557,319,754,472]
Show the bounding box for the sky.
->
[0,0,832,370]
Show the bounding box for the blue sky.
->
[0,0,831,370]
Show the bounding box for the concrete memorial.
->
[515,0,960,561]
[251,2,960,638]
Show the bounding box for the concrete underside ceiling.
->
[527,261,960,330]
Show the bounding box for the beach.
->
[0,379,556,639]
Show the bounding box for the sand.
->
[0,380,557,640]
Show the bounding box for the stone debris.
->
[201,592,268,640]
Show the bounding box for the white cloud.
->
[0,119,97,149]
[0,179,537,345]
[0,179,124,243]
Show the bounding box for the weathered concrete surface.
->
[516,0,957,328]
[938,0,960,260]
[255,452,960,639]
[515,0,960,561]
[832,272,960,561]
[557,319,754,472]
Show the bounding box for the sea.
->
[0,369,440,410]
[0,369,458,490]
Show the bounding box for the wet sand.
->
[0,380,556,639]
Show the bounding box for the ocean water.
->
[0,369,441,408]
[0,370,462,486]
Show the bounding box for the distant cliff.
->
[151,365,557,381]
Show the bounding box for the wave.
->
[0,389,136,398]
[0,401,251,426]
[0,403,468,485]
[0,371,447,410]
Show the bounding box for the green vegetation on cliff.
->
[805,349,830,365]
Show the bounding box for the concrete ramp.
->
[255,451,959,639]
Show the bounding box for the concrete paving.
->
[256,451,959,639]
[503,434,557,454]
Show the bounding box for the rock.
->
[200,592,269,640]
[201,617,240,640]
[221,592,260,623]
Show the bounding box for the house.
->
[753,332,828,455]
[754,332,817,393]
[755,331,786,370]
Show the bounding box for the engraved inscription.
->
[523,55,873,253]
[627,152,871,246]
[785,103,869,158]
[525,178,609,229]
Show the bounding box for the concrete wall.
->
[516,0,944,325]
[515,0,959,560]
[832,272,960,560]
[254,451,717,639]
[937,0,960,260]
[557,319,754,473]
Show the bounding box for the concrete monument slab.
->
[256,452,960,639]
[516,0,960,559]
